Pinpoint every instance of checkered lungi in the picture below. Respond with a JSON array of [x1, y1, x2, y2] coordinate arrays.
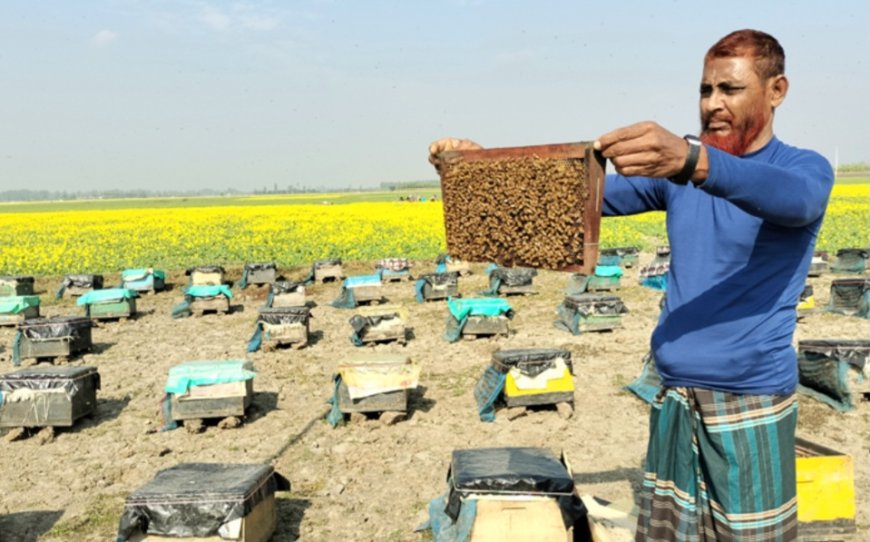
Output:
[[636, 387, 798, 542]]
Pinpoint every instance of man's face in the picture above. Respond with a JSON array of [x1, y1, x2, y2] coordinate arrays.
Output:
[[699, 56, 771, 156]]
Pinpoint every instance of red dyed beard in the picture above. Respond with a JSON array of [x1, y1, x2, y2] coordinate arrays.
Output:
[[700, 104, 767, 156]]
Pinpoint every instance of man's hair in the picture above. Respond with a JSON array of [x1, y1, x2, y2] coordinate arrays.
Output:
[[705, 29, 785, 80]]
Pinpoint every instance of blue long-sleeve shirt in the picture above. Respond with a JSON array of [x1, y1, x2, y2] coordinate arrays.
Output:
[[603, 137, 833, 395]]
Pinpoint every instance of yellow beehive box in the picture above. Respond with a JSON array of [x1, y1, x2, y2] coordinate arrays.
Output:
[[795, 437, 855, 538]]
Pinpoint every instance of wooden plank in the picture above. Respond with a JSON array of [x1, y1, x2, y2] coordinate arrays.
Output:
[[463, 316, 510, 336], [338, 382, 407, 413], [171, 380, 253, 420]]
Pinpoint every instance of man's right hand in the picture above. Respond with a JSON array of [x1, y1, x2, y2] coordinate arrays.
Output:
[[428, 137, 482, 171]]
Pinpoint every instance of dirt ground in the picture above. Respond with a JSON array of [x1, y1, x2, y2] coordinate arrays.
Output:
[[0, 256, 867, 541]]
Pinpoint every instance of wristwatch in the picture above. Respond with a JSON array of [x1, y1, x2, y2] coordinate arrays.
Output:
[[668, 135, 702, 185]]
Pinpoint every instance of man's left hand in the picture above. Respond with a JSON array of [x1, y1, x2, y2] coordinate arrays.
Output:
[[594, 121, 691, 179]]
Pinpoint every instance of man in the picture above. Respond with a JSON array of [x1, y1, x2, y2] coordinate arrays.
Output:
[[428, 29, 833, 541]]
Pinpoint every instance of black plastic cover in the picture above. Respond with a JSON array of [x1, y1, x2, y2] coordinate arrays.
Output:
[[19, 316, 91, 339], [831, 278, 870, 288], [314, 258, 342, 268], [245, 262, 277, 271], [258, 306, 309, 324], [117, 463, 290, 540], [836, 248, 869, 258], [271, 280, 301, 294], [491, 348, 573, 376], [0, 275, 34, 284], [185, 265, 226, 275], [491, 267, 537, 287], [800, 284, 814, 299], [349, 313, 400, 335], [798, 340, 870, 370], [0, 365, 100, 397], [449, 447, 574, 495], [419, 272, 459, 286], [563, 294, 629, 316], [600, 246, 639, 256], [436, 253, 449, 265], [62, 274, 104, 289]]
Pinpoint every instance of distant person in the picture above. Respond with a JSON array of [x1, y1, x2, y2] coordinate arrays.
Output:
[[429, 29, 833, 541]]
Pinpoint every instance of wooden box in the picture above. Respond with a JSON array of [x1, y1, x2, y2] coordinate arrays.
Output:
[[796, 437, 855, 540], [189, 268, 225, 286], [438, 142, 606, 273], [419, 272, 460, 301], [189, 296, 230, 316], [470, 497, 573, 542], [17, 317, 92, 361], [0, 297, 40, 327], [259, 307, 310, 351], [60, 274, 104, 297], [352, 305, 408, 346], [245, 263, 277, 286], [349, 284, 382, 304], [86, 298, 137, 321], [463, 315, 510, 338], [808, 251, 829, 278], [446, 259, 472, 276], [586, 275, 621, 292], [0, 366, 99, 428], [170, 379, 253, 421], [0, 276, 34, 297], [271, 290, 306, 308], [119, 464, 287, 542], [557, 294, 626, 334], [338, 381, 407, 413], [123, 272, 165, 294], [314, 263, 343, 283]]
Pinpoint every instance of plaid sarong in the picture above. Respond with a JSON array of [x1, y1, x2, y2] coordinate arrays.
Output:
[[637, 387, 798, 542]]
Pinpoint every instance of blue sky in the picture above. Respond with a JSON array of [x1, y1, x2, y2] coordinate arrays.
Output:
[[1, 0, 867, 191]]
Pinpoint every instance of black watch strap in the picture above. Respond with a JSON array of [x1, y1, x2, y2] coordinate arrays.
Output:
[[669, 135, 702, 185]]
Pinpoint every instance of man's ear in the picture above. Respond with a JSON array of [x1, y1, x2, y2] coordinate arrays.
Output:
[[769, 74, 788, 109]]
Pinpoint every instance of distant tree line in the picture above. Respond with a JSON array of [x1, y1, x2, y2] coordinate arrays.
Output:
[[837, 162, 869, 173], [380, 180, 440, 191]]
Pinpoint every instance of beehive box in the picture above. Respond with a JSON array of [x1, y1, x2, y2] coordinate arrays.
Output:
[[350, 305, 409, 346], [808, 251, 829, 278], [189, 295, 230, 316], [117, 463, 289, 542], [0, 276, 34, 297], [446, 448, 585, 542], [16, 316, 92, 363], [830, 248, 868, 274], [185, 265, 225, 286], [78, 288, 138, 321], [599, 246, 640, 268], [0, 365, 100, 428], [258, 307, 309, 351], [269, 281, 306, 308], [59, 274, 104, 297], [345, 275, 383, 305], [797, 339, 870, 410], [796, 437, 855, 540], [797, 284, 815, 315], [122, 269, 166, 294], [313, 259, 343, 283], [376, 258, 413, 282], [488, 267, 537, 296], [555, 294, 628, 335], [336, 353, 418, 415], [244, 262, 277, 286], [167, 361, 255, 422], [828, 278, 869, 315], [493, 349, 575, 409], [418, 272, 460, 301], [438, 142, 606, 273], [463, 315, 511, 338], [0, 296, 40, 326]]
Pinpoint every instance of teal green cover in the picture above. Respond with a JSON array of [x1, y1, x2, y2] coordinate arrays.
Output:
[[448, 298, 512, 320], [165, 360, 255, 394], [122, 268, 166, 281], [0, 295, 40, 314], [185, 284, 233, 299], [76, 288, 136, 306], [594, 265, 624, 278]]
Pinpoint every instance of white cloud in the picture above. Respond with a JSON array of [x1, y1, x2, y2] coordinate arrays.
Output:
[[200, 6, 231, 31], [242, 15, 280, 31], [91, 30, 119, 46]]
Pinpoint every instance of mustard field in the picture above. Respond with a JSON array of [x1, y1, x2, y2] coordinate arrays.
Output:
[[0, 184, 866, 276]]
